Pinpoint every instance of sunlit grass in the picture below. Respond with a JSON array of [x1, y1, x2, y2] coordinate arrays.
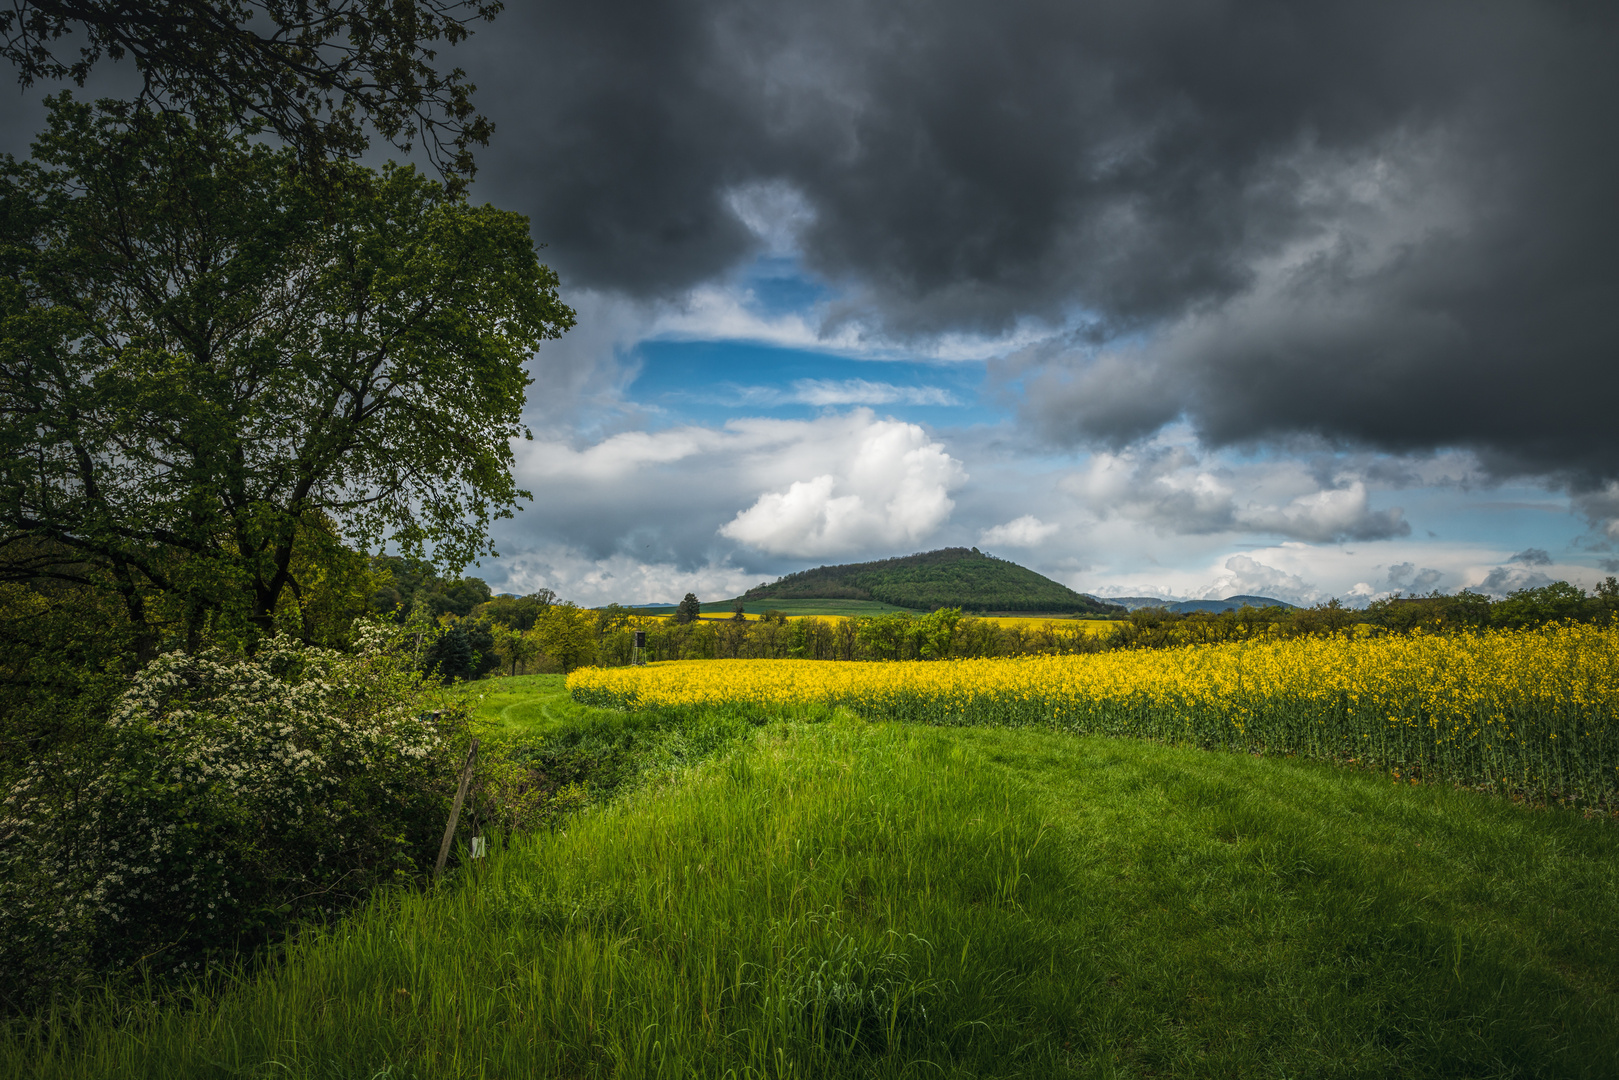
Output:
[[451, 673, 621, 739], [7, 709, 1616, 1078]]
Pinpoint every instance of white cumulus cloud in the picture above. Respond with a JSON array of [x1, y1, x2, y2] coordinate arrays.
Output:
[[496, 545, 759, 608], [980, 515, 1060, 547], [721, 418, 966, 557], [1204, 555, 1325, 605], [1060, 443, 1409, 543]]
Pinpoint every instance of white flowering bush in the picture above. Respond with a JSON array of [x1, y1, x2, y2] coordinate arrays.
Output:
[[0, 624, 464, 1008]]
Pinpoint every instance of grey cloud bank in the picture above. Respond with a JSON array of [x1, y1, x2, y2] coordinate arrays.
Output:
[[461, 0, 1619, 486], [8, 2, 1610, 606]]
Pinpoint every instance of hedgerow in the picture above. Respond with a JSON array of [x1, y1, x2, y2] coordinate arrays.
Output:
[[0, 625, 464, 1011]]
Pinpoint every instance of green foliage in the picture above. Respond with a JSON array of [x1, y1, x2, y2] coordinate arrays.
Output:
[[366, 557, 502, 680], [0, 98, 572, 660], [855, 611, 911, 659], [368, 556, 494, 621], [688, 597, 920, 618], [743, 547, 1124, 614], [421, 618, 498, 682], [475, 588, 556, 632], [675, 592, 702, 625], [595, 610, 1101, 664], [551, 576, 1619, 671], [529, 602, 598, 674], [0, 624, 467, 1012], [489, 625, 543, 678], [1083, 582, 1619, 651], [1365, 579, 1619, 634], [426, 621, 476, 680], [0, 581, 138, 788], [1485, 580, 1591, 627], [0, 0, 503, 182], [270, 519, 382, 650], [1106, 602, 1293, 649], [1365, 590, 1495, 633]]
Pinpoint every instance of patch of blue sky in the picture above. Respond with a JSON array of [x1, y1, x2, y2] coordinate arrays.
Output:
[[625, 339, 1003, 428], [1392, 482, 1579, 555], [731, 255, 834, 316]]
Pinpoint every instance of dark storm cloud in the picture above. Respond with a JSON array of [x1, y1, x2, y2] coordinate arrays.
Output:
[[457, 0, 1619, 484], [475, 0, 1478, 321], [6, 4, 1613, 487]]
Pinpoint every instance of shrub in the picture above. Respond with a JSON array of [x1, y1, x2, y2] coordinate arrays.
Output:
[[0, 624, 465, 1011]]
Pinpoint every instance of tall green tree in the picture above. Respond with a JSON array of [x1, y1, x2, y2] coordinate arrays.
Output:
[[476, 588, 554, 632], [0, 98, 573, 659], [530, 601, 595, 674], [367, 555, 492, 621], [490, 623, 539, 675]]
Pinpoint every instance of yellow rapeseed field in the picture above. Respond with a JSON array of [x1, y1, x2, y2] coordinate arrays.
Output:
[[570, 624, 1619, 807]]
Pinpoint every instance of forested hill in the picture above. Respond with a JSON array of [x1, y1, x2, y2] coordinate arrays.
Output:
[[741, 548, 1124, 614]]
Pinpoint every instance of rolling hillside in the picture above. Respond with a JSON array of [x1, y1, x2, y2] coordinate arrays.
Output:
[[742, 547, 1123, 614]]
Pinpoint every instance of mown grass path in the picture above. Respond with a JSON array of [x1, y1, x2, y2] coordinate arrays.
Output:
[[458, 674, 617, 739], [970, 728, 1619, 1073], [8, 704, 1616, 1078]]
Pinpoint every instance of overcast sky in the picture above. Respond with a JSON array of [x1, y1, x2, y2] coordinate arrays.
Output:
[[9, 0, 1619, 606]]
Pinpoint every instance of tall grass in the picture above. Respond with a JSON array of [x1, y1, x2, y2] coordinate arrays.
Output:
[[4, 715, 1060, 1077], [5, 711, 1617, 1077]]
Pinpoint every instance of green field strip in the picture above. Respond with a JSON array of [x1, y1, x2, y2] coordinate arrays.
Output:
[[10, 712, 1615, 1078]]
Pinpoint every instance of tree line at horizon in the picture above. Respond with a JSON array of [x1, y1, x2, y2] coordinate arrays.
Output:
[[461, 575, 1619, 673]]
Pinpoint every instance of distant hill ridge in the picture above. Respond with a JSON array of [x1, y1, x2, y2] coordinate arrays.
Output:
[[1090, 594, 1298, 614], [743, 548, 1123, 615]]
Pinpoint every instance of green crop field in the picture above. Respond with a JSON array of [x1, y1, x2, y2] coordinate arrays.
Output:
[[10, 675, 1617, 1079]]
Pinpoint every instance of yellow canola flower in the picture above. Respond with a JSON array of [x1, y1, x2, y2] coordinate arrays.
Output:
[[569, 623, 1619, 806]]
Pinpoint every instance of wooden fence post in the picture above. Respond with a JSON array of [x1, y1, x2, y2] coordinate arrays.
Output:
[[434, 738, 480, 882]]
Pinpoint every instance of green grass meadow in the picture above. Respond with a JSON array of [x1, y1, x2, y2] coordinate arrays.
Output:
[[6, 680, 1617, 1078], [457, 674, 624, 739]]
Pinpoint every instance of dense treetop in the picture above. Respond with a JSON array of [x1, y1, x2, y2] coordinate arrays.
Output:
[[0, 0, 501, 181], [742, 548, 1124, 615], [0, 100, 573, 659]]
